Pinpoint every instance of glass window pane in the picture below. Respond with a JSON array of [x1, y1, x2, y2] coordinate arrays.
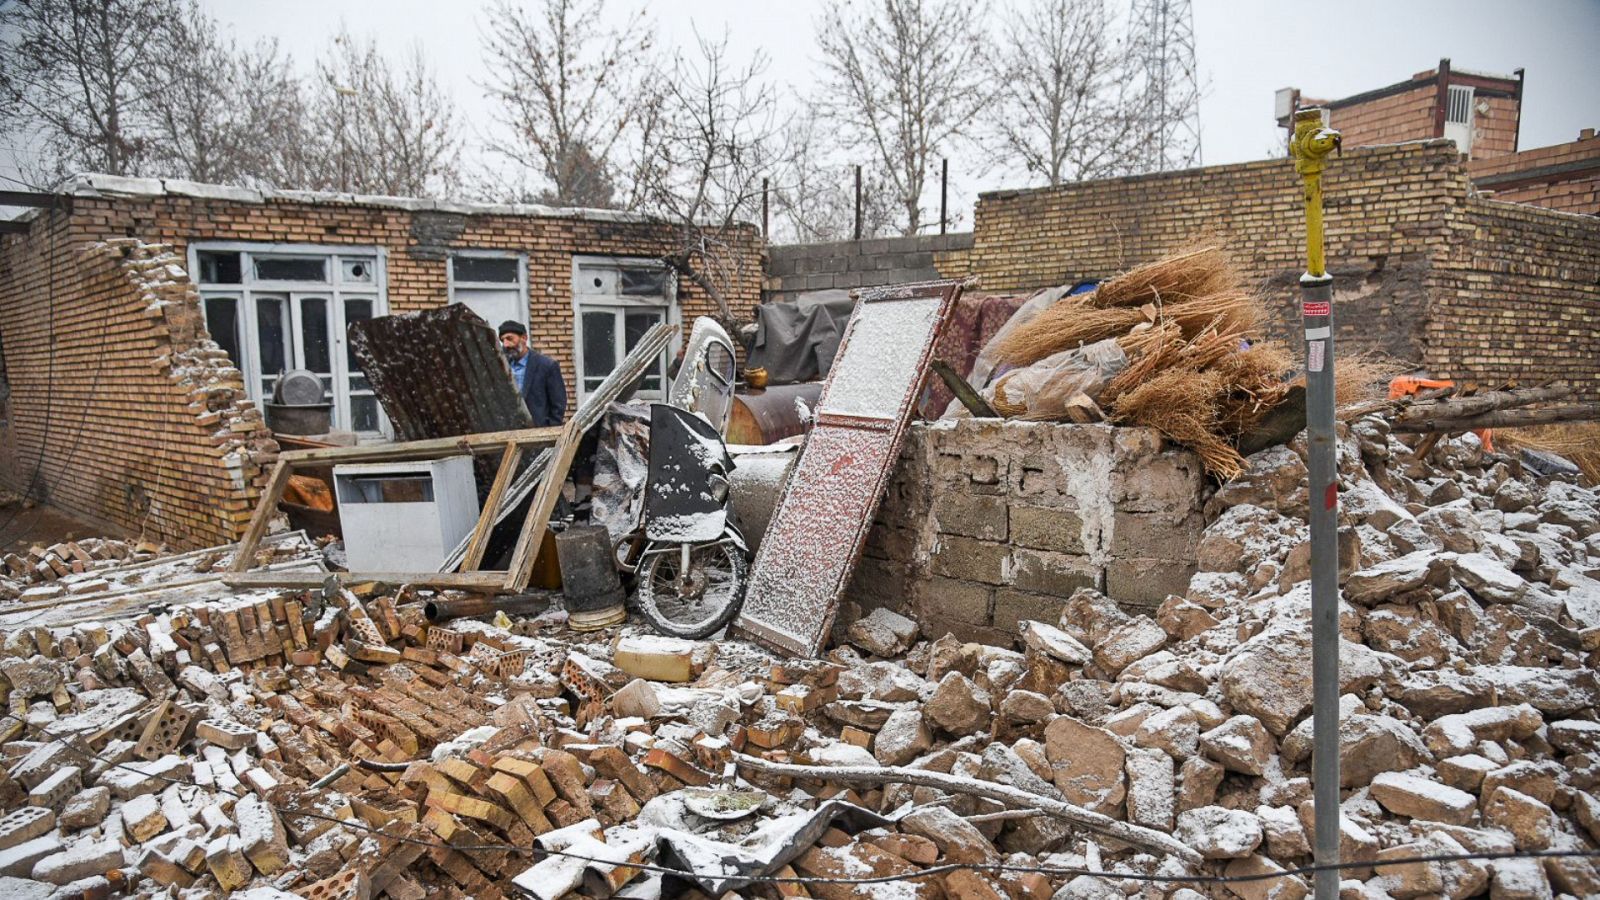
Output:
[[340, 257, 376, 283], [203, 297, 241, 367], [198, 251, 241, 284], [452, 256, 520, 284], [620, 267, 669, 297], [300, 297, 330, 373], [351, 395, 379, 433], [582, 311, 616, 379], [344, 298, 373, 371], [257, 298, 288, 378], [255, 256, 327, 281], [707, 342, 735, 385], [625, 310, 665, 392]]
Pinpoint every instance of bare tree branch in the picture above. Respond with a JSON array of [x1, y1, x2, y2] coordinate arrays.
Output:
[[814, 0, 989, 236], [477, 0, 658, 207]]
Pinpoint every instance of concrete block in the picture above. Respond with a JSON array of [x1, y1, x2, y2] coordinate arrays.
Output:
[[0, 807, 54, 851], [1010, 505, 1086, 553], [993, 590, 1071, 635], [1106, 558, 1196, 612], [932, 492, 1008, 541], [32, 839, 123, 885], [1109, 509, 1204, 559], [914, 577, 992, 627], [930, 536, 1009, 586], [0, 834, 63, 877], [1008, 549, 1100, 597]]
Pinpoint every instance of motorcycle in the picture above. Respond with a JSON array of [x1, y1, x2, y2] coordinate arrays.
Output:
[[628, 402, 750, 638]]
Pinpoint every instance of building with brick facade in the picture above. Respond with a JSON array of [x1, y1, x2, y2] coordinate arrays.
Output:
[[942, 140, 1599, 400], [1277, 59, 1598, 215], [0, 174, 762, 548]]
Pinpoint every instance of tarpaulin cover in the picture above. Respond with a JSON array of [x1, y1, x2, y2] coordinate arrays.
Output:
[[745, 290, 855, 385]]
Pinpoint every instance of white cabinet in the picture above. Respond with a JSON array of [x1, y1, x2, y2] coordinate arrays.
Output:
[[333, 457, 480, 572]]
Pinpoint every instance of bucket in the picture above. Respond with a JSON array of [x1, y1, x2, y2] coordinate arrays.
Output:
[[265, 403, 333, 436], [555, 525, 626, 631]]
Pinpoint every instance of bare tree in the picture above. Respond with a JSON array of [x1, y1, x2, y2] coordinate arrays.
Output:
[[771, 113, 897, 243], [983, 0, 1148, 186], [814, 0, 989, 236], [635, 33, 777, 323], [478, 0, 659, 208], [311, 30, 463, 197], [0, 0, 178, 180], [142, 3, 306, 186]]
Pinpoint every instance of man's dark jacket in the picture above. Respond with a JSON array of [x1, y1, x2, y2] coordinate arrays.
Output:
[[520, 352, 568, 426]]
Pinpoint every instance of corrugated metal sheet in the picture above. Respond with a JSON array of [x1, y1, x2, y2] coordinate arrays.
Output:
[[348, 304, 534, 442]]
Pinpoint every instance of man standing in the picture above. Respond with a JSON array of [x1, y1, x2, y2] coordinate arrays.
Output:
[[499, 321, 568, 426]]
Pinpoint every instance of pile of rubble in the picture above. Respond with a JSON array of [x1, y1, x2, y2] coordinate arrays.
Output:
[[0, 541, 156, 602], [0, 412, 1594, 898]]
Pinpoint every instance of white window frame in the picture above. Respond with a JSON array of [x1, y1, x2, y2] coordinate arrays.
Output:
[[189, 242, 390, 437], [446, 250, 528, 328], [571, 255, 679, 404]]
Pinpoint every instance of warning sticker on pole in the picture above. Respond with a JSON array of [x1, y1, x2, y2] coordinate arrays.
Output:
[[1308, 339, 1326, 372], [1303, 301, 1331, 316]]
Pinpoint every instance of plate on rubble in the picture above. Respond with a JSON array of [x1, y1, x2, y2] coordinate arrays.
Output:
[[681, 787, 766, 820]]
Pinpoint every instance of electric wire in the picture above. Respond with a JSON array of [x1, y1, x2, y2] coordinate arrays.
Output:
[[4, 712, 1597, 891]]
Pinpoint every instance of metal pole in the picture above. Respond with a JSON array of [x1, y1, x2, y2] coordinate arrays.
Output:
[[1289, 107, 1342, 900], [761, 177, 769, 239], [940, 159, 948, 235], [854, 166, 863, 241]]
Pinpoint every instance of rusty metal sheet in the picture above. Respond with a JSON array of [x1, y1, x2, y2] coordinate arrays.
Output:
[[348, 304, 533, 442], [732, 279, 962, 656]]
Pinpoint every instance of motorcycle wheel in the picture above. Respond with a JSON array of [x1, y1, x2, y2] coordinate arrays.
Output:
[[636, 542, 748, 639]]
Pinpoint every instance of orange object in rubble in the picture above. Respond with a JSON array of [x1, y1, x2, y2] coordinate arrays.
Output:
[[1387, 376, 1494, 451], [282, 475, 335, 512]]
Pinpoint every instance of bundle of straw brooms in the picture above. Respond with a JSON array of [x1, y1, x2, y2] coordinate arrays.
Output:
[[988, 245, 1298, 479]]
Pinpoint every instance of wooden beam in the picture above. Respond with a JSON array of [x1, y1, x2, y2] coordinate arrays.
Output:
[[460, 442, 523, 571], [229, 460, 292, 573], [0, 221, 30, 235], [277, 426, 561, 465], [1392, 403, 1600, 433], [223, 570, 512, 591]]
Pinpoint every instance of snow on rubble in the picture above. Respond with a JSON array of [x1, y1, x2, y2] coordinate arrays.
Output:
[[0, 414, 1593, 898]]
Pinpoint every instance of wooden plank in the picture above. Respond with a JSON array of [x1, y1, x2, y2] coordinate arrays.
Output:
[[504, 420, 583, 592], [0, 191, 58, 208], [278, 426, 561, 465], [222, 570, 511, 591], [461, 443, 523, 572], [229, 460, 292, 573]]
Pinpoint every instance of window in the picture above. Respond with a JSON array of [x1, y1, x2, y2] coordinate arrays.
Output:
[[191, 244, 387, 435], [1443, 84, 1475, 155], [447, 252, 526, 330], [572, 258, 675, 401]]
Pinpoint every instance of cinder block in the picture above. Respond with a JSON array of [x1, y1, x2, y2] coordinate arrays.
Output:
[[929, 536, 1009, 586], [0, 806, 54, 851]]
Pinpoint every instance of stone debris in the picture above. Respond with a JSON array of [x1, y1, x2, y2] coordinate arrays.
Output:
[[0, 423, 1589, 898]]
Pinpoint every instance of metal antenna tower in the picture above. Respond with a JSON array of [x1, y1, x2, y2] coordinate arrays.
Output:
[[1129, 0, 1202, 172]]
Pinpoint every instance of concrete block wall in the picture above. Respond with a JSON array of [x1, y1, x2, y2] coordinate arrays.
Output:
[[848, 420, 1206, 645], [765, 232, 973, 303]]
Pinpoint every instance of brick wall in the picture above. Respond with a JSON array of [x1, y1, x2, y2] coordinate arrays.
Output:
[[960, 141, 1468, 364], [957, 140, 1599, 400], [0, 227, 276, 547], [766, 232, 973, 303], [1427, 197, 1600, 397], [1466, 131, 1600, 215], [847, 420, 1206, 644], [0, 184, 763, 547], [1330, 84, 1440, 149]]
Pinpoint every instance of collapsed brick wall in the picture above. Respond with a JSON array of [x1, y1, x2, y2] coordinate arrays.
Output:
[[765, 232, 973, 303], [1427, 197, 1600, 397], [959, 141, 1467, 365], [0, 225, 276, 547], [848, 420, 1206, 644]]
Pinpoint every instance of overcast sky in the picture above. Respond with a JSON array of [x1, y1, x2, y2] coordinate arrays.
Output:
[[6, 0, 1599, 224]]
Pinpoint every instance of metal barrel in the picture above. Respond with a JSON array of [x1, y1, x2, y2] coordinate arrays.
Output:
[[554, 525, 627, 630]]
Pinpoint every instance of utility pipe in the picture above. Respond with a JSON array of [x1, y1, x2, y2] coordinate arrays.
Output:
[[1290, 106, 1342, 900]]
